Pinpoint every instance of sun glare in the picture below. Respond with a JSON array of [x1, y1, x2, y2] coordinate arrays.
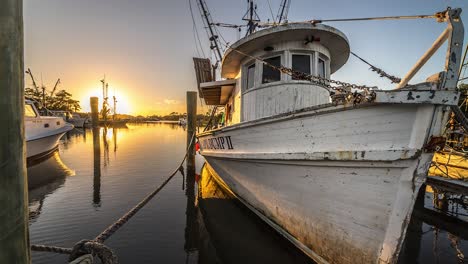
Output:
[[81, 86, 131, 115]]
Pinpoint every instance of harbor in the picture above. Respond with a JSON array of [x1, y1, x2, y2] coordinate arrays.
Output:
[[1, 0, 468, 263], [24, 124, 468, 263]]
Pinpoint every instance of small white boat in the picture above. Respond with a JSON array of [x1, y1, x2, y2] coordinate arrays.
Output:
[[194, 7, 464, 264], [50, 110, 87, 128], [179, 117, 187, 126], [25, 100, 74, 160]]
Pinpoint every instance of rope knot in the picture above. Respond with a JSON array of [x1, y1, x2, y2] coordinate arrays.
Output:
[[69, 239, 118, 264]]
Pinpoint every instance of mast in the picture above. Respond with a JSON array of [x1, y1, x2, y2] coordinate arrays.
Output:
[[276, 0, 291, 24], [50, 78, 60, 97], [100, 76, 109, 122], [242, 0, 260, 36], [113, 95, 117, 120], [197, 0, 223, 63]]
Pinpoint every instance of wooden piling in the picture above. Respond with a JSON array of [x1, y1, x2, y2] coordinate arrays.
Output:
[[90, 97, 99, 127], [0, 0, 31, 262], [186, 92, 197, 168]]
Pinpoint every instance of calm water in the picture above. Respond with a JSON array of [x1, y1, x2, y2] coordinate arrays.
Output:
[[27, 123, 467, 263]]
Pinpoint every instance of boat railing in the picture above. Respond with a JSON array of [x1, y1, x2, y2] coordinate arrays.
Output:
[[395, 8, 463, 90]]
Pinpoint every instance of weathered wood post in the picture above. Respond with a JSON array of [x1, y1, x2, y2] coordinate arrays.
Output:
[[90, 97, 99, 127], [186, 91, 197, 168], [185, 91, 198, 255], [0, 0, 31, 262]]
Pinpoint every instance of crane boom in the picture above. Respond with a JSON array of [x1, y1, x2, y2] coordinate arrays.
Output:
[[197, 0, 223, 63], [276, 0, 291, 24], [51, 78, 60, 96], [25, 68, 39, 92]]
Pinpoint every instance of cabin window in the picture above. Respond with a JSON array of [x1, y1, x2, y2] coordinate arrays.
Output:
[[262, 56, 281, 84], [246, 64, 255, 89], [318, 58, 326, 78], [292, 54, 311, 80], [25, 104, 37, 117]]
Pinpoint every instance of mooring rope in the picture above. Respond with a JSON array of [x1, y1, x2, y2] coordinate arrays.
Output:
[[31, 134, 196, 263]]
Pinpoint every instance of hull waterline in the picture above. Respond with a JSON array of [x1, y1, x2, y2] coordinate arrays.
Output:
[[26, 126, 72, 162], [198, 102, 448, 264]]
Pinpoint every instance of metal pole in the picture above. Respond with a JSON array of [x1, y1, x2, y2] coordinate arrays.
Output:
[[90, 97, 99, 127], [0, 0, 30, 262], [186, 92, 197, 168], [396, 27, 450, 89]]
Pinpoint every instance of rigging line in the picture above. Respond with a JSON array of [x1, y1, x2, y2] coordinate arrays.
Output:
[[257, 10, 446, 28], [211, 22, 247, 28], [214, 24, 229, 49], [189, 0, 206, 57], [266, 0, 276, 24], [350, 52, 401, 84], [192, 24, 202, 57]]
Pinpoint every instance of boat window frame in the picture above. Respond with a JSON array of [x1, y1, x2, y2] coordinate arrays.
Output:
[[25, 103, 38, 118], [316, 52, 329, 79], [261, 53, 283, 84], [290, 52, 314, 81], [245, 62, 256, 90]]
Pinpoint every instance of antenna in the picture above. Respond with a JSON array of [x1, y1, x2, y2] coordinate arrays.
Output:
[[242, 0, 260, 36], [276, 0, 291, 24]]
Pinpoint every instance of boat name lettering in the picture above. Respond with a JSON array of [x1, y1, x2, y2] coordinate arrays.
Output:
[[201, 136, 234, 150]]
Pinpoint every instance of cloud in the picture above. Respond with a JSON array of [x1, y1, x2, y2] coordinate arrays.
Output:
[[164, 99, 179, 105]]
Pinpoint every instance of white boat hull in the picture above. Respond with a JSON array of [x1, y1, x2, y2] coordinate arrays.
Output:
[[25, 110, 74, 160], [26, 131, 68, 159], [68, 118, 87, 128], [198, 101, 450, 264]]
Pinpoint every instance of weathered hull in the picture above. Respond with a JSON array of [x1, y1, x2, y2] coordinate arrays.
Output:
[[198, 102, 447, 264]]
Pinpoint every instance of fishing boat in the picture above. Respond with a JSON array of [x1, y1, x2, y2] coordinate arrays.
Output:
[[193, 4, 464, 264], [97, 78, 129, 127], [50, 110, 88, 128], [179, 116, 187, 126], [25, 100, 74, 162]]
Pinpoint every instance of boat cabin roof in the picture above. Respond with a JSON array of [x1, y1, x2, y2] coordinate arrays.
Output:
[[221, 23, 350, 79], [200, 79, 236, 105]]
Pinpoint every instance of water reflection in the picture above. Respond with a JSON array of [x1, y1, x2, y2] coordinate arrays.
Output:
[[93, 127, 101, 207], [28, 151, 74, 222], [399, 184, 468, 263], [27, 124, 466, 263], [184, 155, 199, 262], [183, 163, 314, 264]]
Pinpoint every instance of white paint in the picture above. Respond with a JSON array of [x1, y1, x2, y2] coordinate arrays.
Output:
[[198, 101, 448, 264], [25, 101, 73, 158]]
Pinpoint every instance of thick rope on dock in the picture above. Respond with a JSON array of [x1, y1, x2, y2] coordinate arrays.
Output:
[[30, 134, 196, 263]]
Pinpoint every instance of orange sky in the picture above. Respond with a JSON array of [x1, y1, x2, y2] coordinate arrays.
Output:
[[23, 0, 468, 115], [23, 0, 208, 116]]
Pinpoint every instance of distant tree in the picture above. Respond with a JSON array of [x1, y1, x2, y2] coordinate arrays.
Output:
[[24, 87, 42, 102], [46, 90, 81, 112]]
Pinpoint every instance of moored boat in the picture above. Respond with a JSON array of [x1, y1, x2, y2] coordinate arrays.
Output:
[[25, 100, 74, 162], [50, 110, 88, 128], [193, 6, 464, 264]]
